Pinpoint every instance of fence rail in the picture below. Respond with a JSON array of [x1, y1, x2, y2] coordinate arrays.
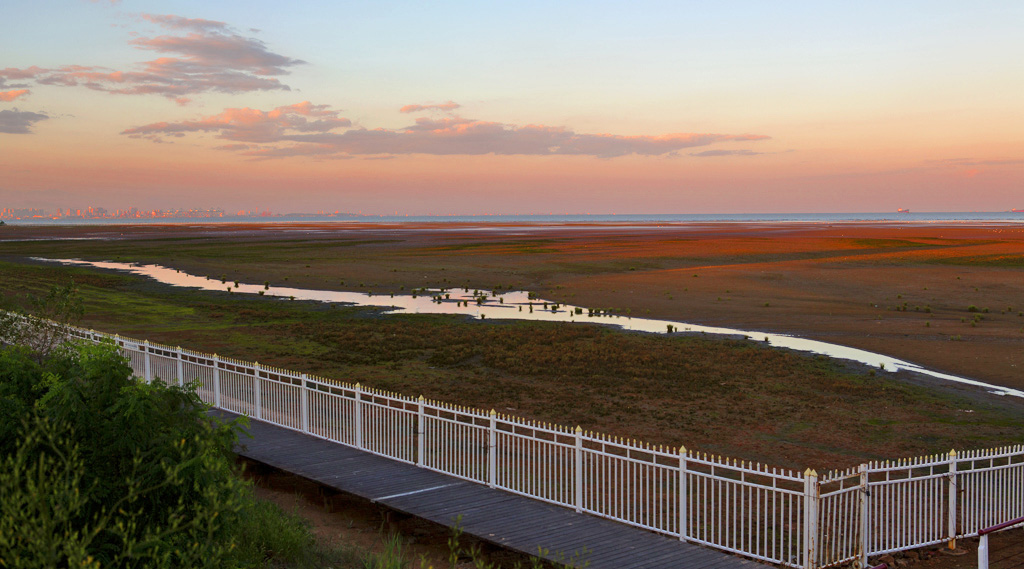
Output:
[[41, 323, 1024, 568]]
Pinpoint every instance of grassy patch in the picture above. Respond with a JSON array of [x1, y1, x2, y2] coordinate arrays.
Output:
[[2, 248, 1023, 471]]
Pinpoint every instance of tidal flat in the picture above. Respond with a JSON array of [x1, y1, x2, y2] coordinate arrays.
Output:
[[1, 221, 1023, 469]]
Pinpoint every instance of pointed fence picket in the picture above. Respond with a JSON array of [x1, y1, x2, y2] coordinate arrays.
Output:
[[42, 321, 1024, 568]]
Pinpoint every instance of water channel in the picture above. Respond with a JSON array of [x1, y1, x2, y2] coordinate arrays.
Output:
[[41, 258, 1023, 399]]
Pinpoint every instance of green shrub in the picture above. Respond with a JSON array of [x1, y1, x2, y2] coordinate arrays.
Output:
[[0, 342, 249, 568]]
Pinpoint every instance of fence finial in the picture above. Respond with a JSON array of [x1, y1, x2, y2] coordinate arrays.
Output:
[[680, 445, 687, 454], [418, 395, 425, 402], [948, 448, 957, 456], [490, 409, 496, 416], [575, 425, 582, 433]]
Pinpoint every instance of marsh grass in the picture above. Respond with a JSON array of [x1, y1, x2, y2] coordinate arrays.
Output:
[[1, 254, 1023, 470]]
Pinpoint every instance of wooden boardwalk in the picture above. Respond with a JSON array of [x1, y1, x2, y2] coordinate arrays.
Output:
[[214, 410, 761, 569]]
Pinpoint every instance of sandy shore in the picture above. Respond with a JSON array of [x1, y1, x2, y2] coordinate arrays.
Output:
[[4, 220, 1023, 390]]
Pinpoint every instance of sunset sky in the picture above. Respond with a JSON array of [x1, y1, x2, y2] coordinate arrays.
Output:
[[2, 1, 1022, 215]]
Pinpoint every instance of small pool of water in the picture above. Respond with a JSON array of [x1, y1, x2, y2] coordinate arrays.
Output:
[[40, 257, 1023, 399]]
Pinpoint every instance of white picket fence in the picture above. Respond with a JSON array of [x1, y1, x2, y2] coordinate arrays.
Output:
[[62, 326, 1024, 568]]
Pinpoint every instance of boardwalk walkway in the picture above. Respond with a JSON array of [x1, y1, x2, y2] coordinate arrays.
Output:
[[215, 410, 760, 569]]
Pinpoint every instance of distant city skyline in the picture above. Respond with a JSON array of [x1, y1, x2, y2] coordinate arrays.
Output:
[[2, 1, 1022, 214], [0, 205, 365, 221]]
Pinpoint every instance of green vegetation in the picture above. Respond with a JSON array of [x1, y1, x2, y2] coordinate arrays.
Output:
[[0, 338, 251, 567], [3, 260, 1023, 470]]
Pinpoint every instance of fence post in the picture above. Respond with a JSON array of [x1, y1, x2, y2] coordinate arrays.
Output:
[[253, 362, 262, 420], [175, 346, 184, 387], [947, 449, 958, 549], [679, 445, 688, 542], [488, 410, 497, 488], [978, 533, 990, 569], [212, 354, 221, 409], [354, 383, 363, 450], [300, 373, 309, 434], [143, 340, 152, 383], [574, 426, 583, 513], [859, 463, 870, 568], [416, 396, 425, 467], [804, 468, 819, 569]]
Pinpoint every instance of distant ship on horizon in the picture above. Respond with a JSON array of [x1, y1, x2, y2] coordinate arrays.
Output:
[[1012, 208, 1024, 213], [897, 208, 910, 213]]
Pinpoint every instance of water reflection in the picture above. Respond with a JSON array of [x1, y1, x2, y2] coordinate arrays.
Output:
[[40, 257, 1023, 398]]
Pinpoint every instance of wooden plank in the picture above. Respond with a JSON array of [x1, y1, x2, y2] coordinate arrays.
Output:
[[212, 411, 761, 569], [388, 487, 517, 514]]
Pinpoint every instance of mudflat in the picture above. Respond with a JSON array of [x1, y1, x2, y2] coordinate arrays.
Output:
[[5, 220, 1022, 388]]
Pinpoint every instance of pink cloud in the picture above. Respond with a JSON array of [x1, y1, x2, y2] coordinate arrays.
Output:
[[13, 14, 302, 99], [121, 101, 351, 143], [123, 102, 771, 159], [0, 89, 30, 102], [0, 66, 46, 89], [400, 101, 461, 114]]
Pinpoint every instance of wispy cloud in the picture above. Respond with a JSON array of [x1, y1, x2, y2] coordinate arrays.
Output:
[[139, 14, 229, 32], [121, 101, 350, 143], [0, 108, 49, 134], [9, 14, 303, 99], [122, 101, 771, 159], [690, 149, 767, 157], [0, 89, 31, 102], [400, 101, 461, 114], [0, 66, 45, 89]]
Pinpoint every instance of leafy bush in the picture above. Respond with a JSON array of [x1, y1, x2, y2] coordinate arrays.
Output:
[[0, 341, 249, 568]]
